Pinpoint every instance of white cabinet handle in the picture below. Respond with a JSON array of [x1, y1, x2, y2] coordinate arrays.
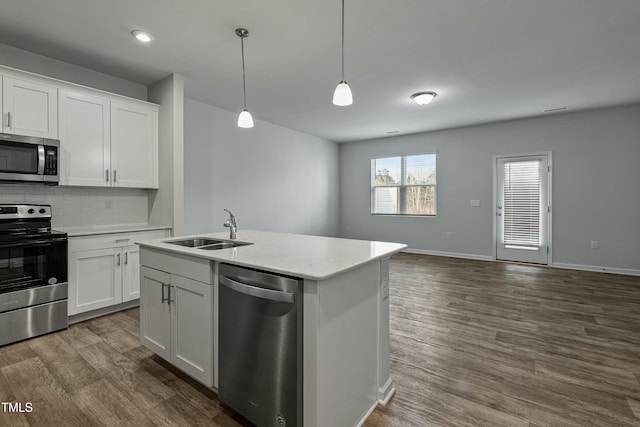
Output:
[[116, 253, 121, 266], [124, 252, 128, 265], [106, 169, 110, 182], [6, 112, 11, 128], [114, 238, 131, 243], [113, 170, 117, 183]]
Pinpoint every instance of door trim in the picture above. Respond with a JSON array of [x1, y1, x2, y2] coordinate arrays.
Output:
[[492, 151, 553, 265]]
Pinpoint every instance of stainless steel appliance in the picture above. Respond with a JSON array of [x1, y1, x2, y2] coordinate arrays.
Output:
[[0, 204, 68, 346], [0, 133, 59, 184], [219, 264, 302, 427]]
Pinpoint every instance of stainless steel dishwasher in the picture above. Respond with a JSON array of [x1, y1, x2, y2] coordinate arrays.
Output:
[[218, 264, 302, 427]]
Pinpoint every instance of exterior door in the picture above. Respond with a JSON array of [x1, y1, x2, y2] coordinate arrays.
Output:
[[495, 154, 551, 264]]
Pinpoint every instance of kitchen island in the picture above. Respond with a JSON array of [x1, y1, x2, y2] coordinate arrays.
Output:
[[137, 230, 406, 427]]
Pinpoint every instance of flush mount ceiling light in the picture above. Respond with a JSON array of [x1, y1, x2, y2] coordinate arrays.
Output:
[[235, 28, 254, 128], [411, 92, 437, 106], [131, 30, 154, 43], [332, 0, 353, 106]]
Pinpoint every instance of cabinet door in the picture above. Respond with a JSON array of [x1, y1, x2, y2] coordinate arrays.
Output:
[[140, 266, 171, 361], [171, 274, 213, 387], [58, 90, 110, 186], [68, 248, 122, 315], [122, 245, 141, 302], [110, 102, 156, 188], [2, 76, 57, 138]]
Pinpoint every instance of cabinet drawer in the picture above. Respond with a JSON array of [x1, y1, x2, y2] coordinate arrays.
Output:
[[140, 248, 212, 284], [69, 229, 169, 252]]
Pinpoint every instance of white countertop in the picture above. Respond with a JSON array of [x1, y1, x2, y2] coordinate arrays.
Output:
[[136, 230, 407, 280], [62, 223, 172, 237]]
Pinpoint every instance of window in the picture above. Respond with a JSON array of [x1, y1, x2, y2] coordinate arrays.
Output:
[[371, 153, 436, 215]]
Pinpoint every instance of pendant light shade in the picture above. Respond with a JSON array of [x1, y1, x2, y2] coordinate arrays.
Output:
[[236, 28, 254, 128], [333, 0, 353, 106], [237, 109, 254, 128], [333, 81, 353, 106]]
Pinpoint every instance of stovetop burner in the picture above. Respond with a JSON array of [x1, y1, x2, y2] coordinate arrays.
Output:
[[0, 204, 67, 243]]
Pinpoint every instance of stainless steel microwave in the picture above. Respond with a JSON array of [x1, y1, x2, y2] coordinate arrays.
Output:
[[0, 133, 59, 185]]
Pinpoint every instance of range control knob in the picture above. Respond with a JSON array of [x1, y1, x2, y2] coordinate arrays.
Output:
[[39, 208, 46, 214], [28, 208, 35, 214]]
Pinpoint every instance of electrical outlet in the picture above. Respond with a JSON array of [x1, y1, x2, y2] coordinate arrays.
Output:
[[446, 232, 452, 240], [590, 240, 598, 249], [381, 276, 389, 300], [105, 199, 112, 210]]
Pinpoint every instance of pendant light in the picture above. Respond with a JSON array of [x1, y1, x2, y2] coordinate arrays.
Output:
[[236, 28, 254, 128], [333, 0, 353, 106]]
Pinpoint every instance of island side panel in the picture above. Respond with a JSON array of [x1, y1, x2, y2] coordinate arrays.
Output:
[[303, 261, 380, 427]]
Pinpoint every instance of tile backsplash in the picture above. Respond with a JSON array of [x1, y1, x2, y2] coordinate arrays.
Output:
[[0, 184, 149, 229]]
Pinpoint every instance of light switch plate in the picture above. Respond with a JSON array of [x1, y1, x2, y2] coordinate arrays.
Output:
[[470, 199, 481, 207]]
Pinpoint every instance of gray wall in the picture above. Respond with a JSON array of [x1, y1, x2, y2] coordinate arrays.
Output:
[[339, 104, 640, 272], [184, 99, 340, 237], [0, 43, 147, 100]]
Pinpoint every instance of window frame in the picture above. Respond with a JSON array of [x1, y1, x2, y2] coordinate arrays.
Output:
[[370, 152, 437, 217]]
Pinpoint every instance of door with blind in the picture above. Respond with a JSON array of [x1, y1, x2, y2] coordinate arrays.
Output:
[[495, 154, 550, 264]]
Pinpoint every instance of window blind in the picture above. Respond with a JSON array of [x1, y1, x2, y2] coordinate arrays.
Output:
[[503, 160, 541, 249]]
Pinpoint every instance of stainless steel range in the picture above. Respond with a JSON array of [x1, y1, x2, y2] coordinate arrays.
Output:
[[0, 204, 68, 346]]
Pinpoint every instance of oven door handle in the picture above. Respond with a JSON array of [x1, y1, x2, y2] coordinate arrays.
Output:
[[0, 238, 67, 249]]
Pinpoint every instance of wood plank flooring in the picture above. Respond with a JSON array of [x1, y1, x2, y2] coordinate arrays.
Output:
[[1, 253, 639, 426], [365, 254, 640, 427]]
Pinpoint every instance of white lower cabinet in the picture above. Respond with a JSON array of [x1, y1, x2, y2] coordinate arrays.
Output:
[[69, 247, 122, 314], [68, 229, 169, 316], [140, 265, 213, 387]]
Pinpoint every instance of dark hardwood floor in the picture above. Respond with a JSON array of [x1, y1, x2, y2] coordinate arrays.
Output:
[[1, 253, 639, 426]]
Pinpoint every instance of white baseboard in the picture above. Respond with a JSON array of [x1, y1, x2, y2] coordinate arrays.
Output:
[[402, 248, 493, 262], [355, 400, 379, 427], [552, 262, 640, 277], [378, 377, 395, 406], [401, 249, 640, 277]]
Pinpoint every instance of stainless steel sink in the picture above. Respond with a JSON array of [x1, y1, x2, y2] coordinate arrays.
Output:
[[165, 237, 253, 250], [199, 241, 253, 250], [165, 238, 222, 247]]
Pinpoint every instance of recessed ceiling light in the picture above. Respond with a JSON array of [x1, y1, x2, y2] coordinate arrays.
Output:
[[411, 91, 437, 106], [131, 30, 154, 43]]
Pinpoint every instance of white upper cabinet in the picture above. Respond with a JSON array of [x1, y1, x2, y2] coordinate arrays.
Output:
[[110, 101, 157, 188], [1, 66, 158, 189], [58, 90, 110, 186], [2, 76, 58, 138], [57, 89, 158, 189]]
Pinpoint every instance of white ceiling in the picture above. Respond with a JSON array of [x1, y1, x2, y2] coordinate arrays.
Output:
[[1, 0, 640, 142]]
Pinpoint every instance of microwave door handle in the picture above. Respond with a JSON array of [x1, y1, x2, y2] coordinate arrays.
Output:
[[37, 145, 45, 175]]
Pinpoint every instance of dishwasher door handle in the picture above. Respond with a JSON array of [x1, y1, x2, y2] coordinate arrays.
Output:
[[220, 276, 294, 303]]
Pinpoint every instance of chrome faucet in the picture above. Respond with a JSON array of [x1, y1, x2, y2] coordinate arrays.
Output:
[[223, 209, 237, 240]]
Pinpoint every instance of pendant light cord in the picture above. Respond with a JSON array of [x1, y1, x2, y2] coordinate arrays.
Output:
[[341, 0, 345, 81], [241, 35, 247, 109]]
